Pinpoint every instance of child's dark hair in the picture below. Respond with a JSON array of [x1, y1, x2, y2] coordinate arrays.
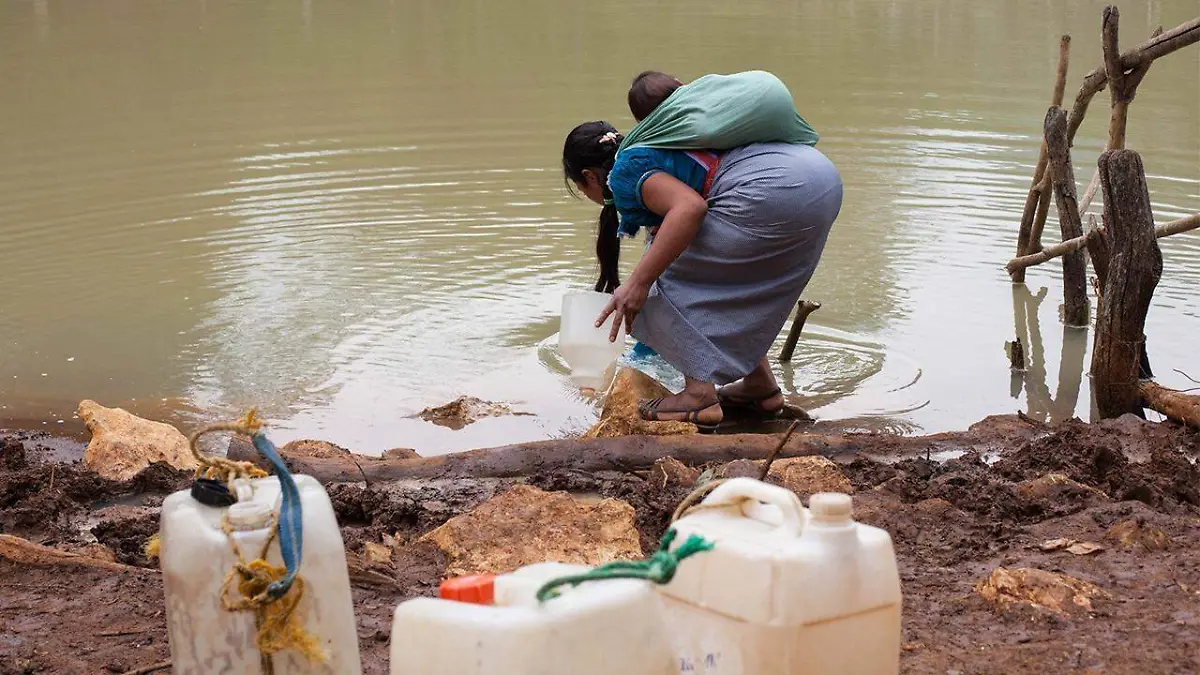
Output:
[[559, 120, 624, 291], [628, 71, 681, 122], [562, 121, 624, 293]]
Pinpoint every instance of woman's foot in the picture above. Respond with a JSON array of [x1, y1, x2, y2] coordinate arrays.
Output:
[[638, 389, 723, 428], [718, 380, 785, 415]]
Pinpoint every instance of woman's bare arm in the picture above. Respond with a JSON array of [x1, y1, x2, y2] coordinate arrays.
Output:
[[596, 172, 707, 340]]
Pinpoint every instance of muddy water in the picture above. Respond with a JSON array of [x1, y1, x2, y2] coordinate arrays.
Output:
[[1, 0, 1197, 454]]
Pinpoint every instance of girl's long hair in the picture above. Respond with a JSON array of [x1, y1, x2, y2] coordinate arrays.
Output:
[[562, 121, 622, 293]]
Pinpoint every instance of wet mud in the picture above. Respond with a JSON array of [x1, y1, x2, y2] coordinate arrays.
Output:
[[2, 416, 1199, 674]]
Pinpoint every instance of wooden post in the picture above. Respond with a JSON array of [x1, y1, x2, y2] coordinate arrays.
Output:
[[1091, 150, 1162, 419], [779, 300, 821, 363], [1043, 107, 1089, 327], [1013, 35, 1073, 281]]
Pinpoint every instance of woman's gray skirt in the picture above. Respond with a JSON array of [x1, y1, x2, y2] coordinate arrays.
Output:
[[632, 142, 843, 384]]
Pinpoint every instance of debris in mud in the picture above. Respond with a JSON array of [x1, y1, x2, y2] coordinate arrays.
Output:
[[416, 396, 533, 430], [78, 399, 197, 480], [419, 484, 642, 576], [1038, 538, 1104, 555], [976, 566, 1111, 614]]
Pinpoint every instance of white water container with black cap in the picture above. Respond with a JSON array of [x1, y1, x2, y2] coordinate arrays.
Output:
[[660, 478, 902, 674], [159, 474, 362, 674]]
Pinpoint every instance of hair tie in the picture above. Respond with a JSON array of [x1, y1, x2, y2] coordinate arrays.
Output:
[[603, 197, 614, 206], [598, 131, 620, 146]]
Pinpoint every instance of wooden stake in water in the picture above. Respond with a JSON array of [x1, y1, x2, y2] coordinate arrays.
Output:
[[779, 300, 821, 363]]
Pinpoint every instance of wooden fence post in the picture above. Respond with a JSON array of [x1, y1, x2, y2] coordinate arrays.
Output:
[[1043, 107, 1089, 327], [1090, 150, 1162, 418]]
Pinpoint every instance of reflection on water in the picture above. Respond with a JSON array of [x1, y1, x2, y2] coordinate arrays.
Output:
[[1011, 285, 1089, 424], [0, 0, 1196, 454]]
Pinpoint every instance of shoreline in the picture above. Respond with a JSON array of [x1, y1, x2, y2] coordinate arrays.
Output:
[[2, 414, 1199, 672]]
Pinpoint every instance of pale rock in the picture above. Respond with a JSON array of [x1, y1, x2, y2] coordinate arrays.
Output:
[[586, 368, 696, 438], [280, 439, 353, 459], [976, 566, 1110, 614], [363, 541, 393, 566], [767, 456, 853, 497], [420, 485, 642, 577], [1015, 473, 1108, 502], [1105, 518, 1171, 551], [649, 457, 701, 489], [78, 400, 196, 481]]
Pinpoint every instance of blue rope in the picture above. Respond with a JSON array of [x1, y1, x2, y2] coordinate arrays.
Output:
[[249, 430, 304, 600]]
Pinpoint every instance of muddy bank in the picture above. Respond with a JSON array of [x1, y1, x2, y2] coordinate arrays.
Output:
[[2, 415, 1199, 674]]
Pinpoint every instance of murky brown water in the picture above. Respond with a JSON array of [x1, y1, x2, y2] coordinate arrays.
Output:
[[1, 0, 1197, 454]]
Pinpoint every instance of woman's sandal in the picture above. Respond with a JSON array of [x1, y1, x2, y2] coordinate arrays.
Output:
[[717, 387, 785, 417], [638, 398, 723, 433]]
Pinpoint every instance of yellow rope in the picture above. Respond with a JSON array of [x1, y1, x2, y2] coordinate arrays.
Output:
[[219, 516, 326, 666], [188, 410, 270, 485]]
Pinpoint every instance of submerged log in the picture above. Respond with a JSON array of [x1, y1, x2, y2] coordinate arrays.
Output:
[[228, 418, 1044, 483], [1141, 382, 1200, 428], [1043, 107, 1089, 327], [1091, 150, 1162, 419]]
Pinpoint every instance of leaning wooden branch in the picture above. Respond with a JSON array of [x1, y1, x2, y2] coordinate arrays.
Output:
[[1043, 107, 1089, 326], [1141, 382, 1200, 427], [1005, 213, 1199, 274], [1013, 35, 1073, 281], [779, 300, 822, 362]]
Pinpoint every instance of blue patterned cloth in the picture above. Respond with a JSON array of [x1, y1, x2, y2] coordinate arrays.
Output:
[[607, 146, 709, 238]]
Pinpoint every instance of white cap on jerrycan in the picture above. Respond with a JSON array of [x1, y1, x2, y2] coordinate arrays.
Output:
[[559, 290, 627, 392]]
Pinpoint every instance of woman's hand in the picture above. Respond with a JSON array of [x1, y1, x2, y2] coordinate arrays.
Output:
[[596, 279, 651, 342]]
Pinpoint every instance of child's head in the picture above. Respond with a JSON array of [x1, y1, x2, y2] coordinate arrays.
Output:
[[628, 71, 682, 122]]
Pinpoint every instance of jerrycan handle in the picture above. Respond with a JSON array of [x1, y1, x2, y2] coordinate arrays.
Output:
[[700, 478, 806, 538]]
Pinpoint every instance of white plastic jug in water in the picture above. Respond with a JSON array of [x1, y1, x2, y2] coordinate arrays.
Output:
[[390, 562, 676, 675], [160, 475, 362, 674], [660, 478, 902, 674], [559, 290, 628, 391]]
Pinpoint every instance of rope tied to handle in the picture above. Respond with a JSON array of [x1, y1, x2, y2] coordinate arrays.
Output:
[[188, 410, 322, 669], [188, 410, 270, 485], [535, 528, 714, 603]]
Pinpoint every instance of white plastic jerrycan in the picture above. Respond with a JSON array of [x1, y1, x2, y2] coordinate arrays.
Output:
[[390, 561, 677, 675], [559, 290, 628, 391], [160, 475, 363, 675], [660, 478, 902, 675]]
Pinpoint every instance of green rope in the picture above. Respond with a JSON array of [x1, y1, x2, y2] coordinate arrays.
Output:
[[535, 528, 714, 603]]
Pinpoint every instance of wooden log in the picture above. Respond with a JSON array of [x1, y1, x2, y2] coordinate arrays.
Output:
[[779, 300, 821, 362], [0, 535, 153, 575], [1025, 36, 1075, 255], [228, 421, 1044, 484], [1091, 150, 1162, 419], [1013, 35, 1074, 280], [1043, 107, 1089, 326], [1066, 16, 1200, 147], [1005, 212, 1198, 274], [1141, 382, 1200, 427]]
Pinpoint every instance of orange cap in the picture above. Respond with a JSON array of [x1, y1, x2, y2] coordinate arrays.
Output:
[[439, 574, 496, 605]]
